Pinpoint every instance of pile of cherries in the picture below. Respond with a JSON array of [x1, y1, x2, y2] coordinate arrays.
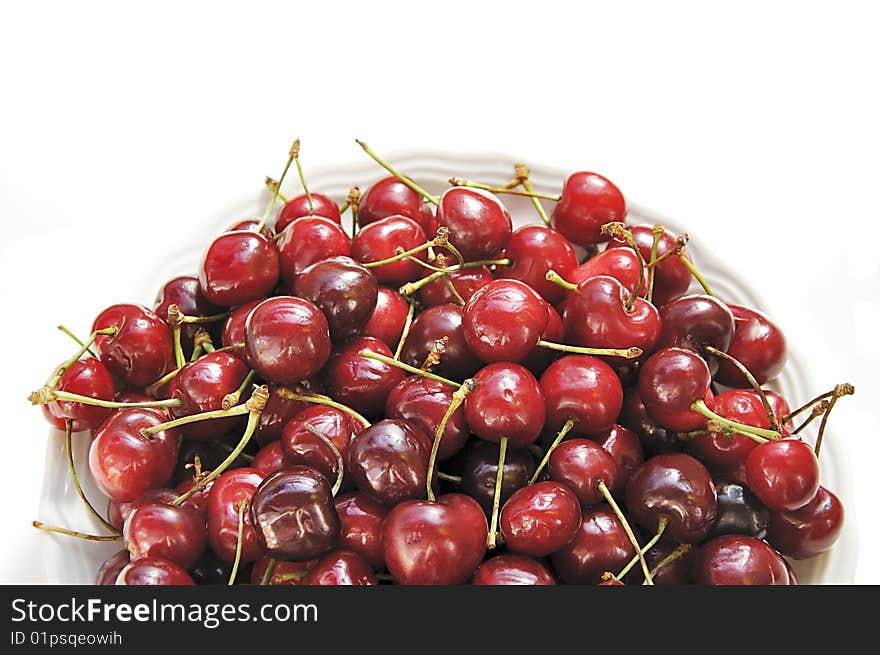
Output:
[[29, 140, 852, 586]]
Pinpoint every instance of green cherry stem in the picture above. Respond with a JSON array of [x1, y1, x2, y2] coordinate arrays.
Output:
[[57, 325, 98, 358], [679, 252, 714, 296], [279, 389, 370, 429], [448, 177, 560, 202], [600, 222, 646, 310], [32, 521, 121, 542], [614, 516, 668, 581], [64, 420, 120, 534], [303, 423, 345, 496], [291, 139, 314, 215], [29, 389, 183, 410], [139, 402, 248, 438], [814, 383, 855, 457], [393, 302, 416, 361], [44, 326, 117, 390], [598, 480, 654, 585], [227, 500, 248, 586], [221, 371, 256, 410], [255, 140, 299, 233], [399, 259, 512, 297], [359, 349, 460, 389], [264, 177, 289, 204], [529, 419, 575, 485], [355, 140, 439, 205], [437, 471, 462, 484], [486, 436, 508, 549], [690, 400, 780, 442], [536, 340, 642, 359], [646, 225, 664, 304], [702, 345, 781, 432], [544, 269, 579, 293], [645, 543, 692, 583], [426, 380, 474, 502], [259, 559, 278, 586], [514, 164, 552, 227]]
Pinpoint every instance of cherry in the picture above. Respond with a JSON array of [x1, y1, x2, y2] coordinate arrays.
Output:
[[276, 192, 342, 232], [116, 557, 195, 585], [252, 441, 290, 477], [169, 352, 249, 441], [463, 279, 549, 364], [92, 304, 174, 387], [767, 486, 844, 559], [302, 550, 377, 586], [766, 390, 795, 431], [228, 218, 274, 240], [619, 386, 681, 454], [417, 265, 494, 307], [43, 357, 115, 431], [607, 225, 691, 306], [595, 424, 645, 484], [465, 363, 545, 447], [626, 453, 717, 543], [347, 419, 431, 506], [89, 408, 179, 502], [250, 556, 316, 585], [540, 355, 623, 436], [256, 386, 310, 446], [693, 535, 790, 585], [96, 550, 130, 585], [708, 478, 769, 540], [499, 481, 581, 557], [471, 555, 556, 585], [351, 215, 427, 286], [687, 390, 768, 466], [382, 493, 488, 585], [520, 302, 564, 376], [107, 487, 180, 531], [645, 541, 695, 585], [436, 187, 512, 260], [334, 492, 388, 570], [245, 296, 331, 385], [281, 405, 360, 485], [550, 506, 637, 584], [325, 337, 406, 419], [207, 468, 265, 564], [505, 225, 578, 304], [199, 230, 280, 307], [551, 171, 625, 247], [123, 502, 206, 569], [358, 176, 436, 235], [222, 299, 261, 353], [568, 247, 646, 297], [658, 295, 734, 372], [190, 549, 235, 585], [293, 256, 378, 340], [745, 439, 820, 512], [361, 287, 410, 350], [400, 303, 479, 380], [716, 304, 787, 387], [460, 440, 536, 516], [549, 438, 621, 505], [172, 477, 212, 520], [637, 347, 711, 432], [277, 216, 351, 287], [154, 275, 223, 357]]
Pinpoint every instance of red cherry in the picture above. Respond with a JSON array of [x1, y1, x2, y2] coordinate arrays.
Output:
[[745, 439, 820, 512], [43, 358, 115, 431], [465, 363, 545, 447], [334, 492, 388, 570], [222, 299, 261, 352], [540, 355, 623, 436], [687, 390, 767, 466], [116, 557, 195, 585], [277, 216, 351, 287], [716, 304, 787, 386], [351, 215, 428, 286], [551, 171, 625, 247], [693, 535, 790, 585], [766, 390, 795, 431], [471, 555, 556, 585], [548, 438, 621, 504], [227, 218, 274, 240], [549, 506, 636, 584], [657, 295, 734, 373], [607, 225, 691, 306], [637, 346, 711, 432], [276, 192, 341, 232], [645, 540, 696, 585], [568, 247, 646, 297], [767, 486, 844, 559], [281, 405, 360, 486], [358, 176, 436, 235], [505, 225, 578, 304], [250, 556, 316, 585], [252, 441, 291, 477], [400, 303, 479, 380], [520, 302, 564, 377], [124, 503, 206, 569], [324, 337, 406, 419], [92, 304, 174, 387], [199, 231, 280, 307], [207, 468, 265, 564], [418, 265, 494, 307], [361, 287, 410, 350], [619, 386, 681, 454], [96, 550, 130, 585], [169, 352, 249, 441], [172, 477, 212, 520], [154, 275, 223, 357], [460, 440, 536, 516], [302, 550, 377, 585], [595, 424, 645, 484], [255, 386, 310, 446], [500, 481, 581, 557], [107, 487, 180, 532], [436, 187, 512, 260]]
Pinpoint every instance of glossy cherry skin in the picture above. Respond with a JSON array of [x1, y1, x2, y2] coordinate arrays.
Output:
[[116, 557, 195, 585], [276, 192, 342, 232], [43, 357, 115, 431], [277, 216, 351, 287], [107, 487, 180, 532], [293, 256, 378, 340], [382, 493, 488, 585], [199, 231, 280, 307], [500, 481, 581, 557], [124, 503, 206, 569], [436, 187, 512, 260], [228, 218, 274, 240], [551, 171, 625, 247], [89, 409, 179, 502], [550, 507, 636, 584], [324, 337, 406, 419], [351, 215, 427, 286], [568, 247, 646, 297], [169, 351, 249, 441], [250, 556, 316, 585], [96, 550, 131, 585], [222, 299, 261, 353], [505, 225, 578, 304], [767, 486, 844, 559], [626, 453, 717, 543], [549, 438, 621, 504], [745, 439, 819, 512], [302, 550, 377, 586], [460, 440, 536, 516], [358, 176, 436, 235], [708, 478, 769, 540], [347, 419, 431, 506], [281, 406, 360, 486], [188, 549, 235, 585], [658, 295, 734, 373], [520, 302, 564, 377], [471, 555, 556, 585], [465, 363, 545, 446], [540, 355, 623, 436], [207, 468, 265, 564], [607, 225, 691, 307], [252, 441, 291, 477], [385, 376, 468, 461], [92, 304, 174, 387], [595, 424, 645, 484], [255, 386, 309, 446], [334, 492, 388, 570], [645, 539, 696, 585], [619, 387, 681, 454], [693, 535, 790, 585], [245, 296, 331, 385], [418, 265, 494, 307], [716, 304, 787, 386], [463, 279, 549, 364], [154, 275, 223, 357], [688, 390, 768, 466], [361, 287, 410, 350], [766, 390, 794, 431], [637, 347, 711, 432], [400, 303, 480, 380]]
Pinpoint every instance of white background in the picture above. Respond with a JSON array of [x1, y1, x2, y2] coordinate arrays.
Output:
[[0, 1, 876, 583]]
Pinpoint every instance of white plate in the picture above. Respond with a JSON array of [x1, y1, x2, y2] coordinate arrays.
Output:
[[36, 152, 858, 584]]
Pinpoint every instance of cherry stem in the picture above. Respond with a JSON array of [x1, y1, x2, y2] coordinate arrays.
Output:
[[359, 349, 460, 389], [646, 225, 664, 304], [448, 177, 560, 202], [215, 440, 254, 463], [529, 419, 575, 485], [255, 140, 299, 233], [392, 302, 416, 361], [601, 222, 646, 309], [46, 327, 117, 389], [486, 436, 508, 549], [303, 423, 345, 496], [421, 337, 449, 372], [281, 389, 371, 429], [259, 558, 278, 586], [426, 380, 474, 502], [791, 400, 829, 436], [227, 500, 248, 586], [355, 140, 439, 205], [265, 177, 289, 204], [615, 516, 668, 581], [339, 186, 360, 238], [443, 276, 467, 306], [515, 164, 552, 227], [399, 259, 512, 297], [64, 421, 119, 534], [222, 371, 256, 410], [646, 543, 691, 583], [783, 384, 853, 422], [679, 253, 714, 296], [290, 139, 314, 215], [646, 235, 687, 268], [193, 328, 215, 355], [814, 383, 854, 456], [536, 340, 642, 359], [32, 521, 120, 542], [545, 269, 579, 292], [598, 480, 654, 585], [702, 345, 781, 432], [139, 402, 249, 438], [57, 325, 98, 358], [172, 324, 185, 369], [362, 228, 455, 269], [146, 366, 184, 396], [437, 471, 462, 484], [28, 388, 183, 410], [690, 399, 780, 442], [212, 342, 246, 355]]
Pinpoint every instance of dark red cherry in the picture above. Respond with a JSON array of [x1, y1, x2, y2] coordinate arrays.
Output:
[[277, 216, 350, 287], [245, 296, 331, 385], [688, 390, 767, 466], [550, 506, 636, 584], [400, 303, 479, 380], [347, 419, 431, 506], [189, 549, 235, 585], [293, 256, 378, 340], [745, 439, 819, 512], [460, 440, 536, 516], [250, 556, 316, 585], [551, 171, 625, 247], [96, 550, 130, 585], [276, 192, 341, 232], [382, 493, 488, 585], [207, 468, 265, 564], [172, 478, 212, 521], [436, 187, 512, 260], [626, 453, 717, 543], [716, 304, 787, 386], [418, 265, 494, 307], [658, 295, 734, 372], [549, 438, 621, 504], [500, 481, 581, 557], [281, 405, 360, 485], [607, 225, 691, 307], [252, 441, 291, 477], [505, 225, 578, 304], [540, 355, 623, 436], [154, 275, 223, 357], [385, 376, 468, 461], [361, 287, 410, 350], [334, 492, 388, 570], [471, 555, 556, 585], [124, 503, 206, 569], [351, 215, 427, 286], [324, 337, 406, 419], [645, 540, 696, 585], [568, 247, 646, 297], [89, 408, 179, 502], [693, 535, 790, 585], [92, 304, 174, 387], [222, 299, 261, 353], [595, 424, 645, 484], [359, 176, 436, 235], [619, 386, 681, 454], [43, 357, 115, 431], [708, 478, 770, 540], [463, 279, 548, 364], [302, 550, 377, 585], [228, 218, 274, 240], [116, 557, 195, 585], [637, 347, 711, 432], [107, 487, 180, 532], [255, 386, 310, 446], [465, 363, 545, 447], [520, 302, 564, 377], [199, 231, 280, 307], [767, 486, 844, 559]]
